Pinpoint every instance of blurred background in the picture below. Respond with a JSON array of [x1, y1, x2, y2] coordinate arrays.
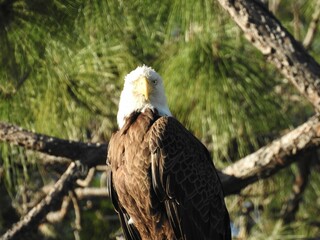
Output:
[[0, 0, 319, 239]]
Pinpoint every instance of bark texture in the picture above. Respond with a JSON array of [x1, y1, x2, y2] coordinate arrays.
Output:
[[221, 115, 320, 195], [0, 122, 107, 167], [216, 0, 320, 110]]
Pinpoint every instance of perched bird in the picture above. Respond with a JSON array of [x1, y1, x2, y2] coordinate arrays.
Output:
[[107, 65, 231, 240]]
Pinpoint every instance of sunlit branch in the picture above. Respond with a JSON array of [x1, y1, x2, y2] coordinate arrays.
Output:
[[220, 115, 320, 195], [216, 0, 320, 110]]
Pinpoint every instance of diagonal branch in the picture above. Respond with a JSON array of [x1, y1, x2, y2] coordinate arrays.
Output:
[[0, 161, 86, 240], [220, 115, 320, 195], [216, 0, 320, 110]]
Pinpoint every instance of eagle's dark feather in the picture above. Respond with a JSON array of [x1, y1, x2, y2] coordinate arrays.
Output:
[[107, 170, 141, 240], [107, 108, 231, 240]]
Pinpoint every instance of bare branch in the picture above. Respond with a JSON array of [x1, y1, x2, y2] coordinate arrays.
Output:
[[29, 184, 108, 209], [0, 161, 86, 240], [216, 0, 320, 110], [74, 187, 109, 200], [36, 153, 71, 166], [0, 122, 107, 167], [46, 196, 71, 223], [40, 185, 109, 201], [221, 115, 320, 195], [70, 191, 81, 231], [76, 167, 96, 187]]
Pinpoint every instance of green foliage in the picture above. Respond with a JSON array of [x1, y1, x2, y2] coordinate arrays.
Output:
[[161, 36, 289, 160], [0, 0, 319, 239]]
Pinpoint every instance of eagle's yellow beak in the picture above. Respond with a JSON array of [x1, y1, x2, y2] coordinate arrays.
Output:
[[137, 76, 152, 101]]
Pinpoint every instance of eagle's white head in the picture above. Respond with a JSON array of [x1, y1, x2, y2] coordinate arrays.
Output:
[[117, 65, 172, 129]]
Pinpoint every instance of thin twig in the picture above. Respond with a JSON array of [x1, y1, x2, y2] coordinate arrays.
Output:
[[76, 167, 95, 187], [46, 196, 71, 223], [303, 1, 320, 49], [74, 187, 109, 200], [70, 191, 81, 240], [95, 165, 109, 171]]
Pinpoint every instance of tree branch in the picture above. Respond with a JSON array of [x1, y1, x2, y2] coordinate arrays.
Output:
[[216, 0, 320, 110], [1, 114, 320, 238], [0, 122, 107, 167], [221, 115, 320, 195], [2, 116, 320, 198], [74, 187, 109, 200], [0, 161, 86, 240], [46, 196, 71, 223]]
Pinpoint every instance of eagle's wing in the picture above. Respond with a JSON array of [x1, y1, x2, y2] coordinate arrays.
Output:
[[106, 169, 141, 240], [150, 116, 231, 240]]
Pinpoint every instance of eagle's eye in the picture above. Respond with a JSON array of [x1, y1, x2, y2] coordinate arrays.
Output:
[[151, 79, 158, 85]]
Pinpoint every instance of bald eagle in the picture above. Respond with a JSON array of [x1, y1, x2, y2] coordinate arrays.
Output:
[[107, 66, 231, 240]]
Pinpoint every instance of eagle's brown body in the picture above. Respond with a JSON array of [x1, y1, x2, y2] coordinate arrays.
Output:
[[107, 108, 231, 240]]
